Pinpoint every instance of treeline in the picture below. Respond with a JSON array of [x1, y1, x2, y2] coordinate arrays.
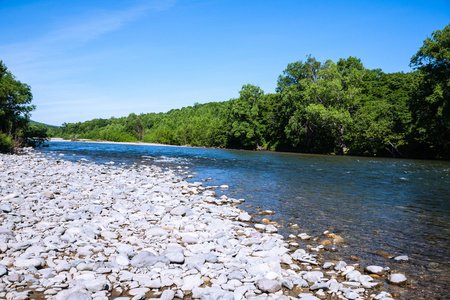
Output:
[[55, 24, 449, 159]]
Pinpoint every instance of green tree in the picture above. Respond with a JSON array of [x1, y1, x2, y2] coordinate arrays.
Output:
[[409, 24, 450, 158], [277, 56, 322, 151], [281, 57, 365, 154], [303, 57, 365, 153], [0, 61, 35, 149], [350, 70, 415, 157], [22, 123, 49, 147], [276, 55, 321, 93], [229, 84, 265, 149], [124, 113, 145, 141]]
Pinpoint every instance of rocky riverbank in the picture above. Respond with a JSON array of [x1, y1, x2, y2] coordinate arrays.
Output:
[[0, 149, 405, 300]]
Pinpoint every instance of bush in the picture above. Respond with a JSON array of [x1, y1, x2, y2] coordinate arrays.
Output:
[[0, 133, 14, 153], [22, 123, 49, 147]]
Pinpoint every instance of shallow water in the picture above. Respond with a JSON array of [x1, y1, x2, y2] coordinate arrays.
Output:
[[37, 141, 450, 299]]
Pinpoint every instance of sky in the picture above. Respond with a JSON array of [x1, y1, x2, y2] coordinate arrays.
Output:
[[1, 0, 449, 126]]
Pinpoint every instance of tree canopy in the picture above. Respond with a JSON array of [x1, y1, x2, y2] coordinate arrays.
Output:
[[409, 24, 450, 158]]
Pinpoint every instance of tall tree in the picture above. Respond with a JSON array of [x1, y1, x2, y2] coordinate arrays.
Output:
[[0, 61, 39, 151], [124, 113, 145, 140], [229, 84, 265, 149], [278, 56, 323, 151], [0, 61, 34, 137], [282, 57, 365, 154], [351, 70, 414, 157], [409, 24, 450, 158]]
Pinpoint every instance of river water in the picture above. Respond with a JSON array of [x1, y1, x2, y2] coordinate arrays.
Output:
[[37, 141, 450, 299]]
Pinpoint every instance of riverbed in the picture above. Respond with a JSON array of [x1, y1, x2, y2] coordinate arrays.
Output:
[[34, 140, 450, 299]]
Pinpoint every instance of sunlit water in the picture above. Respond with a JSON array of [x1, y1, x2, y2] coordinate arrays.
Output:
[[37, 141, 450, 299]]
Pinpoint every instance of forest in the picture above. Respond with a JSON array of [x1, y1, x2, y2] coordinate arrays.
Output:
[[54, 24, 449, 159], [2, 25, 449, 159]]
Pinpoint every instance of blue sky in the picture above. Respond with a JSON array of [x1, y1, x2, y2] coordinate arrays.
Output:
[[1, 0, 449, 126]]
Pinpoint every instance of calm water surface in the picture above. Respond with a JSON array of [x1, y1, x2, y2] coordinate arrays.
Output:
[[37, 141, 450, 299]]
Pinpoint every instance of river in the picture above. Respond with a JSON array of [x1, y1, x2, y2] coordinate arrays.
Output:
[[37, 141, 450, 299]]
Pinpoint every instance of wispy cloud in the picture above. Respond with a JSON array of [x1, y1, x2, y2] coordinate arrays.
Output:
[[0, 0, 176, 65], [0, 0, 177, 125]]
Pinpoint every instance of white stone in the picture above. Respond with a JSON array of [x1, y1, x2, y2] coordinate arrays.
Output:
[[365, 265, 385, 275], [394, 255, 409, 262], [200, 287, 234, 300], [247, 263, 270, 276], [310, 281, 329, 291], [265, 224, 278, 233], [117, 244, 134, 253], [100, 231, 118, 240], [130, 251, 152, 266], [14, 257, 44, 269], [77, 262, 93, 271], [233, 286, 249, 300], [342, 265, 355, 276], [165, 252, 185, 264], [0, 265, 7, 277], [280, 278, 293, 289], [128, 288, 149, 296], [254, 224, 265, 230], [334, 260, 347, 271], [170, 206, 186, 216], [61, 291, 92, 300], [115, 253, 130, 266], [303, 271, 324, 283], [238, 212, 252, 222], [182, 233, 198, 244], [346, 270, 361, 281], [298, 233, 311, 240], [0, 227, 13, 236], [257, 278, 281, 293], [293, 278, 309, 288], [345, 291, 360, 299], [265, 271, 278, 280], [389, 273, 407, 285], [182, 275, 202, 291], [143, 279, 162, 289], [85, 278, 109, 293], [145, 227, 167, 237], [160, 289, 175, 300], [299, 296, 320, 300]]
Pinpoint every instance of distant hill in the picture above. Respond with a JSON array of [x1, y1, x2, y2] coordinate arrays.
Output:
[[30, 120, 60, 128]]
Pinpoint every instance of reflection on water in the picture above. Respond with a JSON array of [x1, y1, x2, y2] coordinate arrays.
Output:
[[38, 141, 450, 299]]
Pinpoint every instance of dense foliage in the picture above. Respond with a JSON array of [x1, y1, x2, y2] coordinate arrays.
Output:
[[0, 61, 48, 152], [409, 25, 450, 158], [53, 25, 449, 159]]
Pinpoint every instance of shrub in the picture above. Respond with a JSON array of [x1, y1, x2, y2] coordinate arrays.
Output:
[[0, 133, 13, 153]]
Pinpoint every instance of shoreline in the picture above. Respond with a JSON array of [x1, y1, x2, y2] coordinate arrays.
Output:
[[50, 138, 184, 149], [0, 149, 406, 300], [49, 138, 447, 162]]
